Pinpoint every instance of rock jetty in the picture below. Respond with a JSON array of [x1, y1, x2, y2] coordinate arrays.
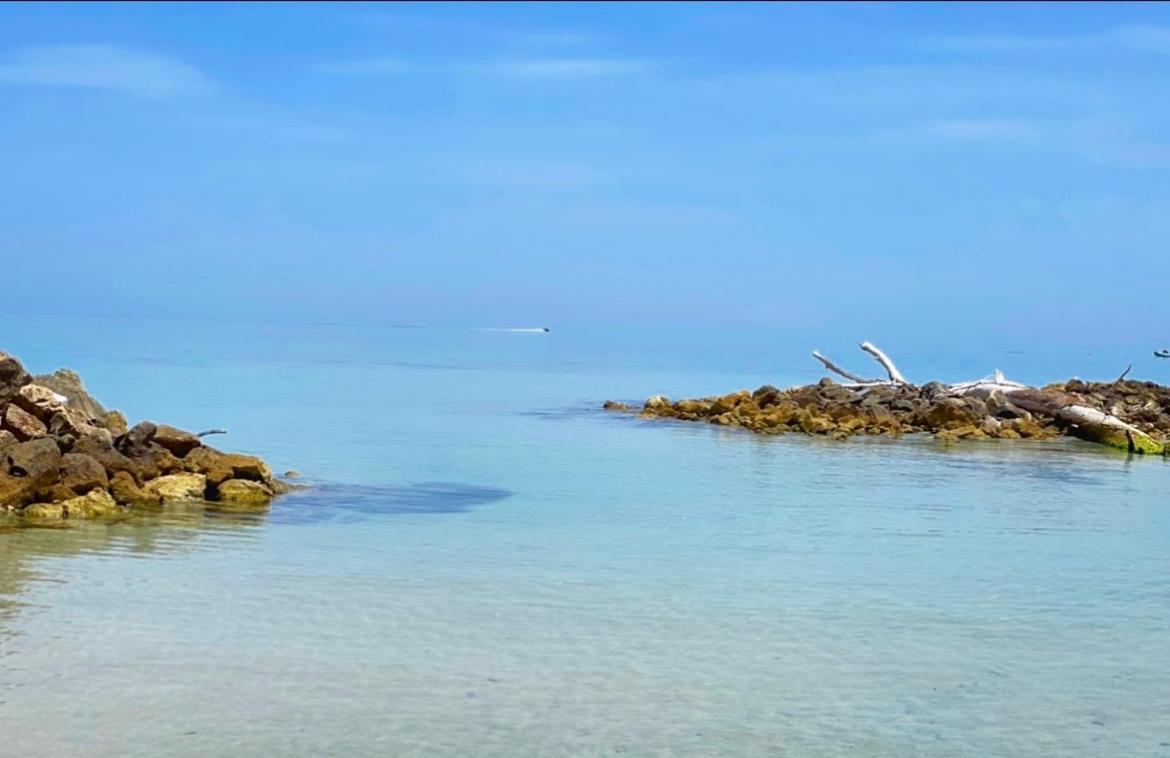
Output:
[[612, 343, 1170, 455], [1, 349, 292, 522]]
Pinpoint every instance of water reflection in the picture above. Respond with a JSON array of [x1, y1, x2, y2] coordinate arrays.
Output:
[[0, 481, 512, 637]]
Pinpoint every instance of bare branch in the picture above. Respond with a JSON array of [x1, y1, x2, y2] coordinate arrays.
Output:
[[1114, 364, 1132, 385], [811, 351, 877, 383], [859, 342, 909, 384]]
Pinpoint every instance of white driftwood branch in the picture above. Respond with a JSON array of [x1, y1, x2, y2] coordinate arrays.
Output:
[[811, 351, 877, 383], [859, 342, 908, 384], [947, 375, 1160, 450]]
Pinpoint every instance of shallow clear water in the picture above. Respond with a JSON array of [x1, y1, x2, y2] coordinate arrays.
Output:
[[2, 317, 1169, 756]]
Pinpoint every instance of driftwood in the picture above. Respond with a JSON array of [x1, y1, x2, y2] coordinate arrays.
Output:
[[811, 342, 1165, 454], [812, 351, 877, 384]]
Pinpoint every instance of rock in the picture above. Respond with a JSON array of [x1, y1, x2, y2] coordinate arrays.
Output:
[[126, 443, 184, 482], [21, 503, 66, 520], [752, 385, 781, 407], [0, 438, 62, 508], [215, 478, 273, 506], [152, 425, 202, 457], [23, 489, 121, 520], [13, 384, 66, 420], [2, 403, 47, 441], [283, 470, 302, 479], [189, 450, 271, 486], [31, 369, 109, 428], [48, 453, 109, 501], [711, 391, 750, 414], [0, 351, 31, 405], [62, 489, 121, 518], [119, 421, 157, 452], [985, 390, 1031, 421], [6, 437, 61, 480], [108, 471, 161, 506], [922, 398, 982, 431], [644, 395, 671, 410], [47, 406, 110, 446], [71, 436, 139, 482], [142, 473, 207, 503], [602, 401, 631, 412], [0, 429, 16, 455], [104, 410, 129, 437]]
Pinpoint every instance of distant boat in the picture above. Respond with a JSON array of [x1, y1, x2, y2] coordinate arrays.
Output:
[[1156, 349, 1170, 359]]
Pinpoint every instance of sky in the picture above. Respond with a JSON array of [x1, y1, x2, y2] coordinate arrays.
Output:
[[2, 2, 1170, 347]]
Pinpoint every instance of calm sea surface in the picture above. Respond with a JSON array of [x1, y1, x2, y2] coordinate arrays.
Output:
[[1, 316, 1168, 756]]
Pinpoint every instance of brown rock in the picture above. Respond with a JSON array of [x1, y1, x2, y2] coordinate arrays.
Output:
[[922, 398, 982, 431], [0, 429, 16, 454], [108, 471, 161, 506], [152, 425, 202, 457], [30, 369, 109, 428], [13, 384, 66, 420], [0, 351, 31, 405], [602, 401, 631, 412], [104, 410, 129, 437], [49, 453, 109, 501], [71, 436, 139, 481], [127, 443, 185, 481], [2, 403, 47, 441], [0, 438, 62, 508], [184, 447, 271, 486], [47, 406, 111, 446], [119, 421, 157, 452]]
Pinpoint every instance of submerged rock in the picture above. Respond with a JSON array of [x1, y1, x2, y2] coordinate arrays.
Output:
[[216, 479, 273, 506]]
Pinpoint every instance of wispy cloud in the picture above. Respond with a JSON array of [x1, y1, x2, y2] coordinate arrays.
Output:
[[922, 119, 1040, 142], [899, 117, 1170, 169], [0, 44, 213, 97], [923, 24, 1170, 55], [316, 55, 656, 80], [481, 57, 656, 79], [314, 57, 413, 76]]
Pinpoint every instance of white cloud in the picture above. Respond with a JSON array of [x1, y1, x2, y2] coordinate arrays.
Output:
[[314, 57, 413, 76], [0, 44, 212, 97], [923, 119, 1040, 142], [482, 57, 655, 78], [922, 24, 1170, 55], [316, 55, 656, 80]]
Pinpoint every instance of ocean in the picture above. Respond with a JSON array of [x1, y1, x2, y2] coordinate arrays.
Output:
[[1, 315, 1168, 756]]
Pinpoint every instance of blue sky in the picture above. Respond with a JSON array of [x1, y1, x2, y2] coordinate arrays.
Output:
[[2, 3, 1170, 346]]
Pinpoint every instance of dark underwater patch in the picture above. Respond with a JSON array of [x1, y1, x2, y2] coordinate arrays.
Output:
[[267, 481, 513, 524]]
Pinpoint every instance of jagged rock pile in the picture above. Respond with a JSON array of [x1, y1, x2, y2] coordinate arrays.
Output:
[[1, 350, 290, 521], [611, 377, 1170, 446]]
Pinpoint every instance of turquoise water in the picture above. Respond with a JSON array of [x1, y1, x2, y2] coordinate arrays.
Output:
[[2, 317, 1169, 756]]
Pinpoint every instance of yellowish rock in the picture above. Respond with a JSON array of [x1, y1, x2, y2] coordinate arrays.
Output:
[[143, 473, 207, 503], [216, 478, 273, 506]]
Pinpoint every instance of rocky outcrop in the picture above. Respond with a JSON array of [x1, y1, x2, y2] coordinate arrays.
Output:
[[619, 376, 1170, 449], [0, 349, 293, 522]]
